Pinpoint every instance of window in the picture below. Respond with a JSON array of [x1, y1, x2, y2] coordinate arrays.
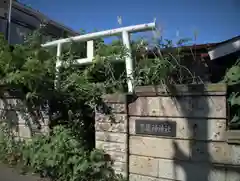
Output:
[[10, 22, 32, 44], [0, 18, 6, 36]]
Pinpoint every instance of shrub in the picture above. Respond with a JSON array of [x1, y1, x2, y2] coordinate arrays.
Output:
[[0, 124, 125, 181], [0, 122, 25, 166]]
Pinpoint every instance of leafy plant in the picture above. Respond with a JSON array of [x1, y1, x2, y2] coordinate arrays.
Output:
[[0, 121, 25, 166], [0, 123, 125, 181], [223, 58, 240, 129], [22, 125, 123, 181]]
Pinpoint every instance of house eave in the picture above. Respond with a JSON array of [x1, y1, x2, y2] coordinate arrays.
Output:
[[208, 36, 240, 60], [12, 1, 79, 36]]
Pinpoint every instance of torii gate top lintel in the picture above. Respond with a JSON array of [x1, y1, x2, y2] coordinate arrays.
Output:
[[42, 22, 156, 47]]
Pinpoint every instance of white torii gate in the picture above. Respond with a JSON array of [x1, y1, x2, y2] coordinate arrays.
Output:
[[41, 22, 156, 93]]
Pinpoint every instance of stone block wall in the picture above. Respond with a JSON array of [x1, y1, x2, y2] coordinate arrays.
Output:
[[95, 94, 128, 176], [0, 89, 49, 139], [96, 84, 240, 181]]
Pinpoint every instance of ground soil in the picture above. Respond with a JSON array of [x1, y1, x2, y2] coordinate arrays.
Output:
[[0, 164, 49, 181]]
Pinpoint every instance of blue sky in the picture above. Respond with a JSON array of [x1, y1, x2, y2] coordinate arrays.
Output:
[[19, 0, 239, 44]]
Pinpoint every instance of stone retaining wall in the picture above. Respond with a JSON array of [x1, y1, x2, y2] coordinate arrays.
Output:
[[0, 88, 49, 139], [95, 84, 240, 181]]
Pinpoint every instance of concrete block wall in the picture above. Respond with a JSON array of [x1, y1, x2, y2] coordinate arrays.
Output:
[[0, 89, 49, 139], [96, 84, 240, 181]]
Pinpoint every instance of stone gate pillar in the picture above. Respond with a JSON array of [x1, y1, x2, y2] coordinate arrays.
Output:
[[95, 94, 128, 177]]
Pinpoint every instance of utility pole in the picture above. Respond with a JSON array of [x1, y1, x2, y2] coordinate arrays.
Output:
[[5, 0, 13, 44]]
